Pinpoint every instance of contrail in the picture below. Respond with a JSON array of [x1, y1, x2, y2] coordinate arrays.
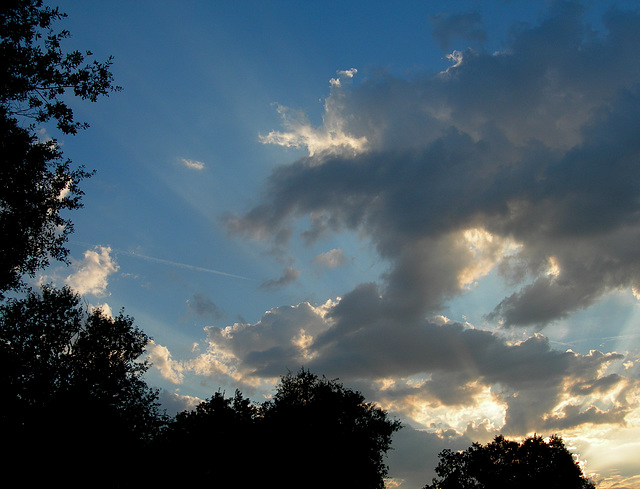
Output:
[[72, 241, 256, 281], [124, 251, 256, 281]]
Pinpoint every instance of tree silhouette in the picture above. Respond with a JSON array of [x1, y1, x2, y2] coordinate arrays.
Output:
[[424, 434, 596, 489], [153, 369, 401, 489], [260, 369, 401, 489], [1, 0, 120, 134], [0, 285, 164, 485], [0, 111, 91, 294], [151, 389, 258, 486], [0, 0, 119, 295]]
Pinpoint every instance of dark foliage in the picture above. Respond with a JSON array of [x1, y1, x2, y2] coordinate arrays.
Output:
[[0, 0, 120, 134], [150, 389, 259, 486], [262, 369, 402, 489], [154, 369, 402, 489], [0, 285, 164, 486], [0, 109, 92, 294], [424, 434, 596, 489], [0, 0, 119, 295]]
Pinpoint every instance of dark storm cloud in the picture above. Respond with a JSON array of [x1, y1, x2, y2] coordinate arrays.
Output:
[[229, 2, 640, 328]]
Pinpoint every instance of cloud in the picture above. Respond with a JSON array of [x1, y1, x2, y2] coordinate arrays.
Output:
[[180, 158, 205, 170], [386, 424, 471, 488], [258, 69, 367, 157], [259, 266, 300, 290], [314, 248, 347, 269], [202, 300, 334, 378], [65, 246, 119, 296], [157, 389, 201, 416], [185, 290, 634, 438], [147, 340, 185, 385], [214, 3, 640, 484], [229, 3, 640, 329], [187, 293, 224, 321], [121, 249, 255, 281], [89, 302, 113, 318]]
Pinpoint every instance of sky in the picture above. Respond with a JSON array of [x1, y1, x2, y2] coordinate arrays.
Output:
[[36, 0, 640, 487]]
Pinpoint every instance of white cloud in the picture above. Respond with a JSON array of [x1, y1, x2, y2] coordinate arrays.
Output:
[[180, 158, 205, 170], [314, 248, 347, 269], [147, 340, 185, 385], [259, 69, 368, 157], [65, 246, 119, 296], [89, 302, 113, 318]]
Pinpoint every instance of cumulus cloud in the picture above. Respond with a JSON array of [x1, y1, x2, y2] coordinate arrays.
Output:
[[65, 246, 119, 296], [188, 291, 633, 438], [217, 3, 640, 484], [230, 3, 640, 328], [147, 340, 185, 385]]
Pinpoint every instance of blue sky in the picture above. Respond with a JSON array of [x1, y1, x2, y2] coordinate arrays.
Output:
[[40, 1, 640, 487]]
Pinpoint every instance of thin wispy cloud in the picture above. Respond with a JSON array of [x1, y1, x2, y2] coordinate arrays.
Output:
[[314, 249, 347, 269], [180, 158, 206, 170], [259, 267, 300, 290], [123, 250, 255, 281], [70, 243, 256, 282]]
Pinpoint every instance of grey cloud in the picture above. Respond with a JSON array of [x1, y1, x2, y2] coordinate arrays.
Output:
[[570, 373, 624, 396], [387, 424, 471, 488], [196, 4, 640, 481], [203, 284, 631, 434], [210, 0, 640, 449], [417, 372, 485, 407], [259, 266, 300, 291], [229, 3, 640, 328], [543, 403, 629, 431], [157, 389, 200, 417], [188, 293, 224, 321], [204, 301, 328, 376]]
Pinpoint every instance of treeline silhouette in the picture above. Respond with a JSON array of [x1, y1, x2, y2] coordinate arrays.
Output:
[[0, 286, 400, 488], [0, 285, 597, 489], [0, 2, 597, 488], [424, 434, 596, 489]]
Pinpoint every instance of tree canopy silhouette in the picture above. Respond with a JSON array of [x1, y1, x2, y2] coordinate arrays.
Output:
[[0, 285, 164, 485], [154, 369, 401, 489], [1, 0, 120, 134], [424, 434, 596, 489], [0, 0, 119, 295], [262, 369, 402, 489]]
